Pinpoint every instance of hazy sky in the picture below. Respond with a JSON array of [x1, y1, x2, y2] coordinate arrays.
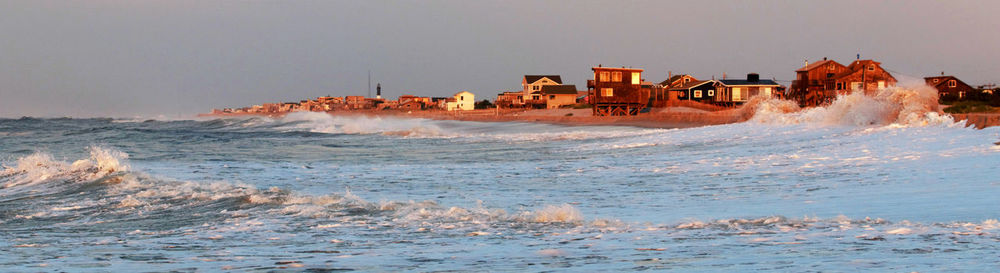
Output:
[[2, 0, 999, 118]]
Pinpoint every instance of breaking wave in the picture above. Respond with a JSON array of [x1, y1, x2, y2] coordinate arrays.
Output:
[[1, 147, 594, 230], [265, 111, 662, 141], [746, 85, 956, 127]]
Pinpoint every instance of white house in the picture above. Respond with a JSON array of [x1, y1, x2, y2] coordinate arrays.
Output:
[[522, 75, 562, 100], [446, 91, 475, 111]]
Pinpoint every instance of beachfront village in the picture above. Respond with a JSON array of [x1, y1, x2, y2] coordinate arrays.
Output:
[[210, 57, 1000, 117]]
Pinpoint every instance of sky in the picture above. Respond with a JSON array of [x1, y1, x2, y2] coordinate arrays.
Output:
[[2, 0, 999, 118]]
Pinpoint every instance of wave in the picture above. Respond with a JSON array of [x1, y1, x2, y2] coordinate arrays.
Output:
[[745, 85, 957, 127], [1, 147, 594, 230], [261, 111, 663, 141]]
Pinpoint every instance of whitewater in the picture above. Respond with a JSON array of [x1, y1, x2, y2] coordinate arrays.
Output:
[[2, 87, 999, 271]]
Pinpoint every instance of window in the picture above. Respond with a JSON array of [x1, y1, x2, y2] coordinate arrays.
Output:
[[949, 80, 957, 87], [851, 82, 862, 91], [877, 81, 885, 89], [611, 71, 622, 82], [836, 82, 843, 90], [532, 95, 540, 100], [933, 79, 939, 83], [732, 87, 742, 101], [601, 88, 613, 97], [549, 95, 555, 100], [599, 72, 610, 82], [868, 64, 875, 71], [533, 86, 540, 91], [959, 91, 966, 98], [707, 90, 714, 96], [827, 73, 834, 78], [631, 72, 641, 85], [684, 78, 691, 83], [694, 90, 702, 98], [460, 96, 464, 100], [828, 64, 836, 70]]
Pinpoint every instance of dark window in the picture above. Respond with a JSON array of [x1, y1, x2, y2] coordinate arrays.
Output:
[[827, 73, 834, 78]]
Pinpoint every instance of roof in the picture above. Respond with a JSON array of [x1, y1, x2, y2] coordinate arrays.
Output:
[[592, 67, 644, 72], [831, 60, 894, 80], [524, 75, 562, 84], [659, 74, 696, 86], [796, 59, 838, 72], [925, 75, 968, 89], [541, 84, 578, 95], [717, 79, 781, 86], [669, 80, 716, 91]]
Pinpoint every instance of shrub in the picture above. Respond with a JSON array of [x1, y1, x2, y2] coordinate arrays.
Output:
[[944, 101, 994, 114]]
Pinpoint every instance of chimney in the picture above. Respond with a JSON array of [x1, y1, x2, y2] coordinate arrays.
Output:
[[723, 72, 727, 79], [823, 57, 827, 61], [747, 73, 759, 82], [376, 83, 382, 99]]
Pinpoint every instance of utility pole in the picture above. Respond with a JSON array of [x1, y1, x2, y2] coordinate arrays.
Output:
[[368, 70, 371, 98]]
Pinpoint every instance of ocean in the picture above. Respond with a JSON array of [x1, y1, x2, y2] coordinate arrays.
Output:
[[2, 87, 999, 272]]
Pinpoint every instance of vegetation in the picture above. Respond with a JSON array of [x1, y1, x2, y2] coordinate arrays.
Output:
[[474, 99, 495, 109], [943, 100, 995, 114]]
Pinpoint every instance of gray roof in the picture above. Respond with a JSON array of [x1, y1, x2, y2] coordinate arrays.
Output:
[[541, 84, 578, 95], [717, 79, 781, 86], [524, 75, 562, 84]]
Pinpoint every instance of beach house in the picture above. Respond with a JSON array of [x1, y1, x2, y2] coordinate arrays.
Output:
[[790, 58, 897, 106], [446, 91, 475, 111], [539, 85, 579, 109], [589, 66, 647, 116], [669, 80, 717, 103], [713, 73, 783, 107], [925, 75, 974, 100]]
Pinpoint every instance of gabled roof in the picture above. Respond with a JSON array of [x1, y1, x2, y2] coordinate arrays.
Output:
[[524, 75, 562, 84], [831, 60, 895, 81], [796, 60, 843, 72], [925, 75, 969, 89], [717, 79, 781, 86], [659, 74, 696, 86], [541, 84, 578, 95], [668, 80, 716, 91]]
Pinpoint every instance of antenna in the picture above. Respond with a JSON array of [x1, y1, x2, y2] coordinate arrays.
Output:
[[368, 70, 371, 98]]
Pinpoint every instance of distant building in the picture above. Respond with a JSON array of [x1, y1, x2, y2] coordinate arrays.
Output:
[[714, 73, 783, 107], [446, 91, 475, 111], [522, 75, 563, 96], [790, 58, 897, 106], [540, 85, 578, 109], [589, 66, 647, 116], [497, 75, 575, 109], [670, 80, 717, 103], [925, 75, 974, 99]]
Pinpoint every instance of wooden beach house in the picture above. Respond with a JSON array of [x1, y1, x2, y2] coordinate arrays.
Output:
[[589, 66, 647, 116], [790, 58, 897, 106], [925, 75, 974, 100]]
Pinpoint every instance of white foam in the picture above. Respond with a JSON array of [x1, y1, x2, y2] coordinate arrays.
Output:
[[748, 84, 958, 128], [1, 146, 129, 189]]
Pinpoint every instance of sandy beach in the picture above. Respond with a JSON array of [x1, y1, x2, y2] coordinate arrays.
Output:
[[202, 106, 750, 129]]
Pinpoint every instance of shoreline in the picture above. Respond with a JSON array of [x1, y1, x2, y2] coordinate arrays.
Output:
[[199, 108, 750, 129], [198, 107, 1000, 129]]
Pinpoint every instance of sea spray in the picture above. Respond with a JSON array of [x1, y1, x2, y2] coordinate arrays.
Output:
[[747, 84, 953, 127]]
